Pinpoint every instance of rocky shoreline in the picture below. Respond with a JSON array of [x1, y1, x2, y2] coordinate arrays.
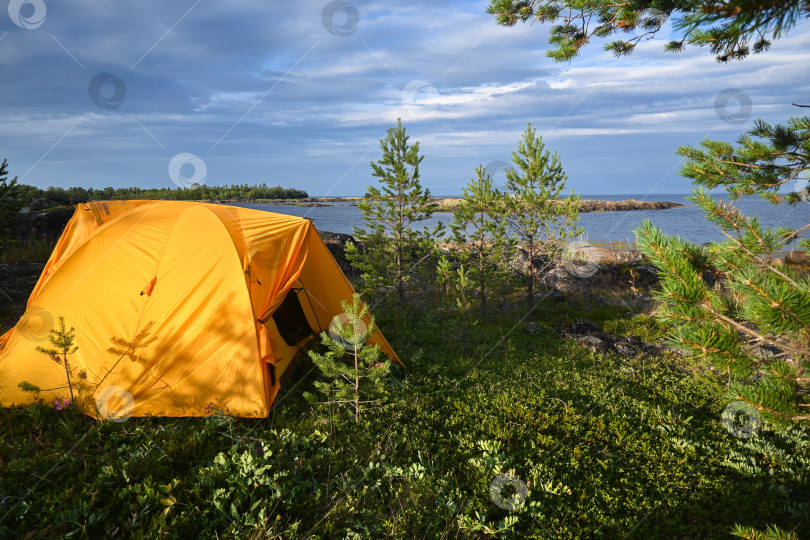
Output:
[[194, 196, 685, 214], [428, 198, 684, 213]]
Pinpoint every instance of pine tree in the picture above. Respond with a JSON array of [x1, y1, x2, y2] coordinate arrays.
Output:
[[0, 159, 24, 248], [347, 119, 443, 304], [487, 0, 807, 62], [436, 256, 477, 353], [450, 165, 515, 316], [504, 123, 582, 304], [33, 317, 80, 404], [304, 294, 391, 424], [635, 115, 810, 424]]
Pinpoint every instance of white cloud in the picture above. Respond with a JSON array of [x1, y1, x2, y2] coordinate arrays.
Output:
[[0, 0, 807, 195]]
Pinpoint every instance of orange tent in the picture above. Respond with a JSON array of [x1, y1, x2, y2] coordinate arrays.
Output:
[[0, 200, 399, 418]]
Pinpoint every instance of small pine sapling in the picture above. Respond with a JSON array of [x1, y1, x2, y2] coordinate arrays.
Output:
[[436, 257, 478, 354], [450, 165, 516, 316], [33, 317, 82, 405], [304, 294, 391, 423], [503, 123, 582, 304]]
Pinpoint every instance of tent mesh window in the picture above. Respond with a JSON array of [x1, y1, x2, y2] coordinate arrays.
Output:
[[272, 288, 315, 346]]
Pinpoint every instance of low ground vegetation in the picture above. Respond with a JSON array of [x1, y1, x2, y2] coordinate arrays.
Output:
[[2, 297, 808, 538]]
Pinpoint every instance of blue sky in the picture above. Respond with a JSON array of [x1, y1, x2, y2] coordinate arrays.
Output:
[[1, 0, 808, 196]]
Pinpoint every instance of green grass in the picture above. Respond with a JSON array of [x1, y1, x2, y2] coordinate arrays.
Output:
[[0, 301, 808, 538], [0, 238, 56, 263]]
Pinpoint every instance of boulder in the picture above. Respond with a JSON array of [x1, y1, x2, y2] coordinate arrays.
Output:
[[563, 242, 645, 264], [785, 250, 810, 267], [542, 261, 659, 295], [508, 248, 554, 276], [537, 289, 566, 303], [317, 231, 358, 276], [614, 341, 641, 358], [524, 322, 541, 335], [572, 334, 610, 353], [554, 322, 666, 358], [27, 197, 63, 211], [568, 321, 599, 334]]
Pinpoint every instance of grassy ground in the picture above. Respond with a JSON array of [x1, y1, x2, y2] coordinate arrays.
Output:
[[0, 239, 55, 264], [1, 297, 808, 538], [0, 239, 56, 338]]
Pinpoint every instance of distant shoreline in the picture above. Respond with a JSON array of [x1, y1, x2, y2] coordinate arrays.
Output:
[[215, 196, 685, 213]]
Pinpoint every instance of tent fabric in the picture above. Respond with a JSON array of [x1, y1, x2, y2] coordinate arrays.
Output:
[[0, 200, 400, 418]]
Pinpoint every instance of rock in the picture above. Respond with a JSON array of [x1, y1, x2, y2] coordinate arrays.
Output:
[[317, 231, 357, 276], [563, 243, 645, 264], [542, 262, 659, 296], [508, 248, 554, 276], [577, 199, 684, 213], [572, 334, 609, 352], [318, 231, 356, 253], [702, 268, 724, 288], [752, 344, 782, 361], [27, 197, 63, 211], [568, 321, 599, 334], [578, 292, 609, 306], [625, 335, 644, 348], [553, 322, 663, 358], [614, 341, 641, 358], [429, 198, 684, 213], [524, 322, 541, 335], [785, 250, 810, 267], [537, 289, 566, 303]]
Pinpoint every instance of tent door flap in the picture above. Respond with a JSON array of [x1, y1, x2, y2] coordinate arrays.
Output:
[[270, 288, 315, 347]]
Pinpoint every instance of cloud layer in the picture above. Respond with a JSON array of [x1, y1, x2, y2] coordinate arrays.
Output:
[[1, 0, 808, 195]]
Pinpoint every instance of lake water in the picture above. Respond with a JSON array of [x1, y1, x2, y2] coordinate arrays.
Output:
[[235, 194, 810, 246]]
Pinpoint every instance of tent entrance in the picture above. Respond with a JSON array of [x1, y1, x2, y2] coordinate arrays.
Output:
[[272, 288, 316, 347]]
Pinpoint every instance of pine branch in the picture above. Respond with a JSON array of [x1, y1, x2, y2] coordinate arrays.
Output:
[[719, 229, 802, 288], [702, 300, 805, 356]]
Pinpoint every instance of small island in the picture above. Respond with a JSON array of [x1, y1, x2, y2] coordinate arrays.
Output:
[[426, 197, 684, 213]]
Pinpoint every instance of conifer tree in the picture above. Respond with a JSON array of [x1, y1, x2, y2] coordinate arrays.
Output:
[[304, 294, 391, 423], [487, 0, 807, 63], [347, 119, 443, 304], [450, 166, 515, 316], [34, 317, 79, 403], [635, 115, 810, 424], [504, 123, 582, 304], [0, 159, 24, 248], [436, 256, 477, 353]]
